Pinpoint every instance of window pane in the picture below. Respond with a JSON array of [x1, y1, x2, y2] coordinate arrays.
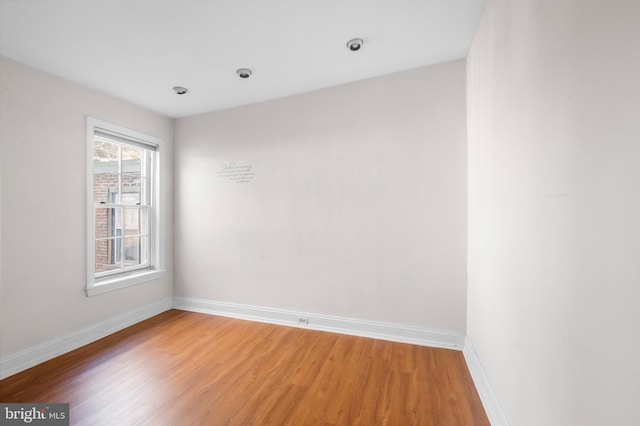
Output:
[[123, 236, 141, 266], [122, 145, 142, 162], [123, 207, 143, 237], [95, 208, 122, 239], [93, 139, 119, 204], [109, 207, 123, 230], [122, 146, 142, 206], [95, 239, 122, 273], [121, 175, 143, 205]]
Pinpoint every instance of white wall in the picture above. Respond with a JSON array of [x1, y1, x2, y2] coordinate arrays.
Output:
[[467, 1, 640, 424], [0, 56, 174, 358], [175, 60, 468, 333]]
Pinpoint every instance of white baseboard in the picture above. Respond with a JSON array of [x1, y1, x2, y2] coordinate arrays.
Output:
[[0, 298, 172, 380], [172, 297, 465, 350], [463, 336, 510, 425]]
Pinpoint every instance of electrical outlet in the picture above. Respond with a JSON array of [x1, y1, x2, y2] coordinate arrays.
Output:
[[298, 317, 309, 325]]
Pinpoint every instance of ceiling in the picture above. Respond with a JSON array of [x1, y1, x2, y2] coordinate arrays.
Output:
[[0, 0, 486, 118]]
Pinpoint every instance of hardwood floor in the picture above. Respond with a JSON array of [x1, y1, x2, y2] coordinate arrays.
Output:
[[0, 310, 489, 425]]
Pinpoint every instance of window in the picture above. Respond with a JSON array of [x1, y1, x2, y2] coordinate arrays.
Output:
[[86, 117, 165, 296]]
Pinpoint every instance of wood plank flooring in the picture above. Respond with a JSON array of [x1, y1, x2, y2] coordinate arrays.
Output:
[[0, 310, 489, 425]]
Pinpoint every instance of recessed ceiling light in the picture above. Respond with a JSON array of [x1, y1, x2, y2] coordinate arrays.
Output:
[[173, 86, 188, 95], [237, 68, 252, 79], [346, 38, 364, 52]]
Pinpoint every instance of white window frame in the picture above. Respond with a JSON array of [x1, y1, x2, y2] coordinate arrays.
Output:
[[86, 117, 165, 296]]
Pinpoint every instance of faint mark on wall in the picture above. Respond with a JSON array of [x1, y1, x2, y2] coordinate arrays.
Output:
[[0, 88, 45, 130]]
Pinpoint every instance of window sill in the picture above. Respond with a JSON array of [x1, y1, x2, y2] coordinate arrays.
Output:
[[86, 269, 165, 297]]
